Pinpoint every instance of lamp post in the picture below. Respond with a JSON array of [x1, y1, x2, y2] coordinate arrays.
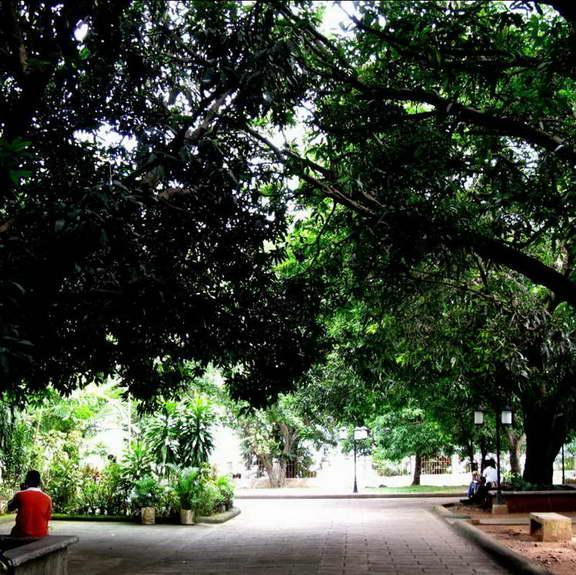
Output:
[[353, 426, 369, 494], [474, 406, 513, 504]]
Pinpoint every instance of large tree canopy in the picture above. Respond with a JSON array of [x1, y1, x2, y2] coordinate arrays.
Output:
[[259, 0, 576, 308], [3, 0, 576, 439], [0, 1, 320, 402]]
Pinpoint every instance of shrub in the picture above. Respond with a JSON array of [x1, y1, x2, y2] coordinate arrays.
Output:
[[98, 461, 129, 515], [46, 455, 82, 513], [130, 476, 163, 509], [215, 475, 235, 510], [75, 466, 101, 514], [193, 480, 220, 516], [504, 473, 553, 491], [174, 467, 202, 510], [120, 442, 155, 488], [155, 484, 179, 519]]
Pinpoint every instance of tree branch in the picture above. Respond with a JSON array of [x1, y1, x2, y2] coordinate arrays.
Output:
[[284, 6, 576, 165]]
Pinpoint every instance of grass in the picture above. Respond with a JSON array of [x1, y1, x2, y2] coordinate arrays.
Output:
[[366, 485, 467, 494]]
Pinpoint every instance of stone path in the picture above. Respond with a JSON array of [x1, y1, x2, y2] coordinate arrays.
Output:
[[1, 498, 510, 574]]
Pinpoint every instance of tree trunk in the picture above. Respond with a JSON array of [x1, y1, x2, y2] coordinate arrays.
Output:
[[264, 459, 287, 488], [262, 457, 278, 488], [523, 405, 564, 486], [479, 437, 488, 471], [506, 429, 525, 476], [467, 442, 475, 470], [278, 459, 287, 487], [412, 452, 422, 486]]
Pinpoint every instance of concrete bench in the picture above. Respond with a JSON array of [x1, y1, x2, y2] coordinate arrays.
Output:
[[529, 512, 572, 542]]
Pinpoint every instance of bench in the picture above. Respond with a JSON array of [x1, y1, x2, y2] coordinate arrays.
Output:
[[529, 512, 572, 542]]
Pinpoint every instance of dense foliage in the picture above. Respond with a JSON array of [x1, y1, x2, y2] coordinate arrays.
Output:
[[2, 0, 576, 487], [269, 0, 576, 485], [0, 0, 320, 404]]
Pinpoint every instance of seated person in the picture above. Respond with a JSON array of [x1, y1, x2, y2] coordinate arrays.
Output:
[[482, 458, 498, 489], [474, 458, 498, 506], [466, 464, 481, 499], [8, 470, 52, 538]]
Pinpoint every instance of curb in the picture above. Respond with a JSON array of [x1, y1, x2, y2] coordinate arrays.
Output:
[[236, 493, 464, 500], [196, 507, 241, 524], [433, 505, 553, 575]]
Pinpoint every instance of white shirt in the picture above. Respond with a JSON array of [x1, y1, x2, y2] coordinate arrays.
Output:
[[483, 465, 498, 484]]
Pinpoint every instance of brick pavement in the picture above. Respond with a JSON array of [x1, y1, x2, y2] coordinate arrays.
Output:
[[0, 498, 510, 574]]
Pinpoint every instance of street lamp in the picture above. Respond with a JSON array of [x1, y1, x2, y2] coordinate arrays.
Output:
[[353, 426, 369, 494], [474, 406, 513, 504]]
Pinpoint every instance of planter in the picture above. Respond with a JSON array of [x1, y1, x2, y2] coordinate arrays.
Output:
[[491, 490, 576, 513], [179, 509, 195, 525], [0, 535, 78, 575], [141, 506, 156, 525]]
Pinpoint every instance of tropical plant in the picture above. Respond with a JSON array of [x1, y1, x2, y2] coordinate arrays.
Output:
[[142, 395, 216, 477], [75, 466, 101, 514], [45, 455, 82, 513], [193, 481, 220, 517], [119, 442, 155, 488], [143, 402, 180, 477], [173, 468, 202, 511], [214, 475, 235, 511], [176, 396, 216, 468], [97, 460, 129, 515], [130, 476, 163, 510]]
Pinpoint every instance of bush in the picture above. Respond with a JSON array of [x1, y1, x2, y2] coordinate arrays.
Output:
[[98, 461, 129, 515], [504, 473, 551, 491], [75, 466, 101, 514], [193, 480, 220, 516], [174, 467, 202, 510], [155, 484, 179, 519], [130, 476, 163, 509], [215, 475, 235, 510], [46, 455, 82, 513]]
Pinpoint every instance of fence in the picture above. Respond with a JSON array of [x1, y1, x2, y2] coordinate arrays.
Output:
[[421, 455, 452, 475]]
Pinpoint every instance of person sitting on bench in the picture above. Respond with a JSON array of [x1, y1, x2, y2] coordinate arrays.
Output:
[[8, 470, 52, 538]]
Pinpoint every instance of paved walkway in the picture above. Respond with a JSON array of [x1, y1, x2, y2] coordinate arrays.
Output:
[[1, 498, 509, 574]]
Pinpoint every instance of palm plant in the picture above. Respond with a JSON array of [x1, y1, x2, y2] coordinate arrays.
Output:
[[176, 396, 215, 468], [120, 441, 155, 488], [174, 467, 202, 510], [143, 401, 179, 477]]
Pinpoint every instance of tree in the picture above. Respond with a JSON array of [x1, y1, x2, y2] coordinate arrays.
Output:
[[236, 393, 329, 487], [264, 0, 576, 482], [259, 0, 576, 308], [371, 406, 451, 486], [0, 1, 318, 403], [282, 194, 576, 485]]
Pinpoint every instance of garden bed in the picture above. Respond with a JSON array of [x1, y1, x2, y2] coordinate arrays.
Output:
[[446, 504, 576, 574], [50, 508, 241, 524], [51, 513, 134, 522], [477, 521, 576, 574]]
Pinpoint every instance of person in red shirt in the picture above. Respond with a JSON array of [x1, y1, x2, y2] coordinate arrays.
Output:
[[8, 470, 52, 537]]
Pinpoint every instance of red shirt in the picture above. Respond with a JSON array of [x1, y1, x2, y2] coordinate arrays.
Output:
[[11, 488, 52, 537]]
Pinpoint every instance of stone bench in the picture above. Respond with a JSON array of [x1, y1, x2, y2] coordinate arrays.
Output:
[[529, 512, 572, 542]]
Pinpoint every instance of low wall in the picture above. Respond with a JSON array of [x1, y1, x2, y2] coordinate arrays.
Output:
[[499, 490, 576, 513]]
